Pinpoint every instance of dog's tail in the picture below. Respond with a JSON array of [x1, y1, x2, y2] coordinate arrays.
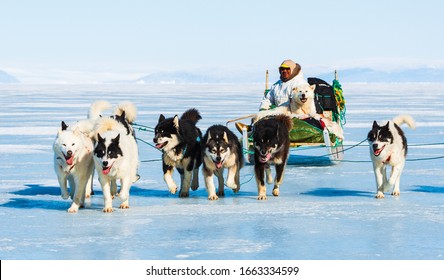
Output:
[[276, 114, 293, 131], [114, 101, 137, 123], [180, 108, 202, 125], [392, 114, 416, 130], [89, 100, 112, 119]]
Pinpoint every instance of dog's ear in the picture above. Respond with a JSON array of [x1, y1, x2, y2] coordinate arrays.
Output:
[[310, 84, 316, 91], [97, 133, 104, 142], [158, 114, 165, 123], [173, 115, 179, 130], [223, 131, 229, 143], [112, 133, 120, 144], [61, 121, 68, 131], [372, 120, 379, 129], [206, 131, 212, 143]]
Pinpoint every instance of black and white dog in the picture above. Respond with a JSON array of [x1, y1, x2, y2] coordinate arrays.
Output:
[[93, 102, 139, 212], [153, 108, 202, 197], [367, 114, 416, 198], [252, 115, 293, 200], [202, 125, 244, 200]]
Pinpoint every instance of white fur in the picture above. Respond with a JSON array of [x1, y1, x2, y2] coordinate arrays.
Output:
[[53, 121, 96, 213], [93, 116, 139, 212], [369, 115, 416, 198]]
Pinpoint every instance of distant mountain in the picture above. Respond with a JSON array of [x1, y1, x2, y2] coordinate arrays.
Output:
[[0, 70, 20, 84], [316, 67, 444, 83], [126, 70, 264, 84], [110, 67, 444, 85]]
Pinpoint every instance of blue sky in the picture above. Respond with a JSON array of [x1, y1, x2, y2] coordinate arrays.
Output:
[[1, 0, 443, 83]]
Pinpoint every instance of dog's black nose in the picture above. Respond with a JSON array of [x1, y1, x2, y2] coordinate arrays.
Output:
[[301, 94, 306, 98], [372, 144, 379, 150], [102, 161, 108, 167], [67, 150, 72, 157]]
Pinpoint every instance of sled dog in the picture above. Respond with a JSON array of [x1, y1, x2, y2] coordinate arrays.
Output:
[[53, 100, 111, 212], [93, 102, 139, 212], [252, 114, 293, 200], [153, 108, 202, 197], [202, 125, 244, 200], [367, 114, 416, 198]]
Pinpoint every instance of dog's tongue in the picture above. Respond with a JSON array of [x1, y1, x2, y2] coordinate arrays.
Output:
[[260, 153, 271, 163], [102, 166, 112, 175], [374, 147, 384, 156], [216, 161, 223, 169], [66, 156, 74, 165], [155, 143, 166, 149]]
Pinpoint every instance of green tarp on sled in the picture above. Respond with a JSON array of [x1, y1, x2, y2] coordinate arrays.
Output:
[[289, 118, 337, 144]]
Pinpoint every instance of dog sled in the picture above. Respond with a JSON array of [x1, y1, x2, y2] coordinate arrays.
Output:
[[229, 71, 346, 166]]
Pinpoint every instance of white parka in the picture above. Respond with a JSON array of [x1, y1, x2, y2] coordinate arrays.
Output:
[[259, 70, 306, 110]]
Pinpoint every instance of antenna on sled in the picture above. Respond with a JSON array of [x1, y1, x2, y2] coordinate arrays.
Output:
[[335, 70, 338, 80], [264, 70, 269, 96]]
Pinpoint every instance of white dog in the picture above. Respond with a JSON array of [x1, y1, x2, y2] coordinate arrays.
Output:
[[53, 100, 111, 213], [93, 102, 139, 212], [367, 114, 416, 198], [289, 83, 319, 119]]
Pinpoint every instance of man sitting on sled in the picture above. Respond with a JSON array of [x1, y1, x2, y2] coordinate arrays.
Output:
[[235, 59, 306, 132]]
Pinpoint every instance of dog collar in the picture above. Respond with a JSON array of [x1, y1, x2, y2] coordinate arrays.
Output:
[[383, 152, 392, 163]]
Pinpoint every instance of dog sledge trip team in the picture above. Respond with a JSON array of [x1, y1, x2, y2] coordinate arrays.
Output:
[[53, 59, 416, 213]]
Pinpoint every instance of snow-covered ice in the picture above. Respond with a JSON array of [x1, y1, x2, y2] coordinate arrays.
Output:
[[0, 82, 443, 260]]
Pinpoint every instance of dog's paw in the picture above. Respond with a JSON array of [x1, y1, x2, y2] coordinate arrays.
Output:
[[217, 189, 225, 197], [119, 202, 130, 209], [191, 184, 199, 191], [67, 203, 79, 213], [61, 193, 70, 200], [179, 191, 189, 198], [102, 207, 114, 213], [226, 180, 237, 190], [391, 190, 400, 196], [168, 186, 178, 194], [257, 194, 267, 200], [208, 195, 219, 201], [272, 188, 280, 197], [375, 192, 385, 199]]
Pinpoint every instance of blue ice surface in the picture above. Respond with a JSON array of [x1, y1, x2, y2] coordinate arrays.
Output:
[[0, 83, 443, 260]]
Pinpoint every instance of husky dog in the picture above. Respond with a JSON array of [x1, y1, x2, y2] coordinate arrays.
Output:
[[93, 103, 139, 212], [53, 101, 110, 212], [290, 83, 319, 119], [202, 125, 244, 200], [367, 114, 416, 198], [153, 108, 202, 197], [252, 115, 293, 200]]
